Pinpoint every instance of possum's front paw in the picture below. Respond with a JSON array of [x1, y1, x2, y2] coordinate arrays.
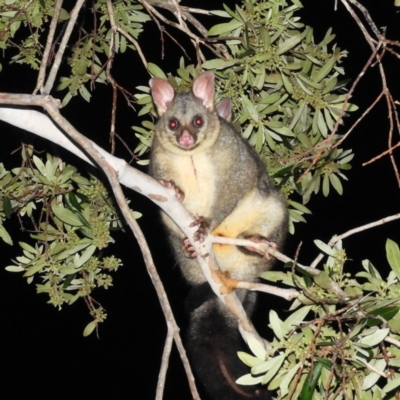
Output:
[[182, 238, 198, 258], [159, 179, 184, 202], [182, 215, 209, 258], [189, 214, 208, 243], [244, 234, 278, 259]]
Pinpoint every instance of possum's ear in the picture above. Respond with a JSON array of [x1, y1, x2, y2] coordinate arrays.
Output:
[[149, 78, 175, 115], [216, 98, 232, 122], [192, 71, 215, 111]]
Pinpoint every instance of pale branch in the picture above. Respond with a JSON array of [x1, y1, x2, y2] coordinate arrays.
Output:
[[156, 323, 175, 400], [385, 336, 400, 348], [211, 235, 325, 280], [235, 281, 299, 301], [43, 0, 86, 94], [363, 361, 390, 378], [211, 235, 306, 268], [309, 213, 400, 270], [34, 0, 63, 94]]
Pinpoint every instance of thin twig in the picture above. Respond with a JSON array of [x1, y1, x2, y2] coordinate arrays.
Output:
[[156, 323, 175, 400], [310, 213, 400, 269], [43, 0, 86, 94], [106, 0, 118, 155], [34, 0, 63, 94]]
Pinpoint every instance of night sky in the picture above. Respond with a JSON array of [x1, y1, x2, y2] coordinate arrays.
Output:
[[1, 1, 400, 399]]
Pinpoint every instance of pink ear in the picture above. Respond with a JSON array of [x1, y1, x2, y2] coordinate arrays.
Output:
[[192, 71, 215, 110], [149, 78, 175, 115], [216, 98, 232, 122]]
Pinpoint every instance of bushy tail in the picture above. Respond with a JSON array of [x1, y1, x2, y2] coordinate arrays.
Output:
[[185, 285, 271, 400]]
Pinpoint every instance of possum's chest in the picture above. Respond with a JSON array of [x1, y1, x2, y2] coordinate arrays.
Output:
[[168, 153, 215, 217]]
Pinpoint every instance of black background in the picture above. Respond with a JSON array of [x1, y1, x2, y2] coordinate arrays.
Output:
[[1, 1, 400, 399]]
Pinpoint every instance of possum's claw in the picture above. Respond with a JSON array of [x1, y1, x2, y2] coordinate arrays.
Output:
[[244, 234, 278, 259], [159, 179, 184, 202]]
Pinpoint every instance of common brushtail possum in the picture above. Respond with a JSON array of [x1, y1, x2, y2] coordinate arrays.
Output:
[[149, 71, 288, 400]]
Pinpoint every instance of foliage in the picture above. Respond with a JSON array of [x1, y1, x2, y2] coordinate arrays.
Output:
[[0, 0, 150, 104], [236, 238, 400, 399], [0, 145, 129, 335]]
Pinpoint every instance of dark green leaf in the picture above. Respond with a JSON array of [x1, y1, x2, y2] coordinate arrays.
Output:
[[386, 239, 400, 280], [300, 361, 323, 400], [3, 195, 12, 218]]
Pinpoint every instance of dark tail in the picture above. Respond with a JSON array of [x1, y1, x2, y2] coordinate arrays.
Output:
[[185, 285, 271, 400]]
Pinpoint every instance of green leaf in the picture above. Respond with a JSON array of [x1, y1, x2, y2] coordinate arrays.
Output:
[[5, 266, 24, 272], [313, 271, 333, 290], [329, 173, 343, 195], [3, 195, 12, 217], [386, 239, 400, 280], [300, 361, 323, 400], [359, 328, 389, 347], [314, 240, 335, 256], [0, 225, 13, 245], [362, 359, 387, 390], [245, 333, 267, 360], [383, 373, 400, 393], [252, 353, 285, 376], [33, 155, 46, 176], [19, 241, 37, 254], [23, 263, 43, 277], [322, 174, 330, 196], [147, 63, 167, 79], [314, 49, 339, 83], [368, 306, 400, 323], [83, 320, 97, 337], [284, 306, 312, 328], [209, 10, 230, 17], [269, 309, 290, 340], [281, 72, 293, 94], [280, 362, 302, 397], [75, 245, 97, 267], [236, 373, 263, 385], [52, 205, 84, 227], [288, 200, 312, 214], [262, 353, 285, 385], [242, 95, 259, 122], [237, 351, 264, 367], [278, 29, 307, 55], [202, 58, 238, 70], [208, 19, 243, 36]]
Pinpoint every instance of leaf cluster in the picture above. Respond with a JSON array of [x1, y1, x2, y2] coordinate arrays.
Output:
[[0, 145, 137, 335], [0, 0, 150, 105], [238, 239, 400, 399]]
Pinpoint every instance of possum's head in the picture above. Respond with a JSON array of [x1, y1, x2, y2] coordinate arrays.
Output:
[[150, 72, 221, 155]]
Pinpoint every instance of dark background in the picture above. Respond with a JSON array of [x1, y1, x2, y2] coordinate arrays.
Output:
[[1, 1, 400, 399]]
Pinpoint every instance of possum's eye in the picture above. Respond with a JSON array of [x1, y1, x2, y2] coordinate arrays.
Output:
[[193, 116, 203, 127], [169, 118, 179, 130]]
